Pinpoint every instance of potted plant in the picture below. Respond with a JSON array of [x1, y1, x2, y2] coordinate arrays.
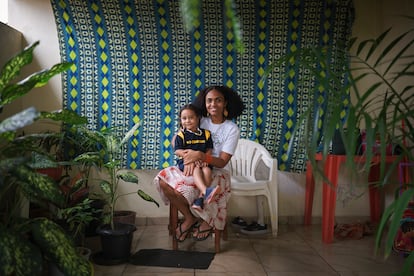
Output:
[[55, 197, 98, 258], [182, 5, 413, 270], [183, 5, 413, 271], [270, 16, 414, 274], [0, 41, 92, 276], [72, 122, 159, 263], [17, 111, 90, 220]]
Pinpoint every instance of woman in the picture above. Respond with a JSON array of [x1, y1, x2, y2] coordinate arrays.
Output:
[[153, 85, 245, 241]]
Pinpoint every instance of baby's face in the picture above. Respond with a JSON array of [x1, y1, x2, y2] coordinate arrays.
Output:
[[180, 109, 199, 132]]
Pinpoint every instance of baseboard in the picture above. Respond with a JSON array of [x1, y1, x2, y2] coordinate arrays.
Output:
[[277, 215, 372, 225], [135, 215, 372, 226]]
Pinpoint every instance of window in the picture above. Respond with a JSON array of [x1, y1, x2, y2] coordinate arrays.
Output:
[[0, 1, 8, 23]]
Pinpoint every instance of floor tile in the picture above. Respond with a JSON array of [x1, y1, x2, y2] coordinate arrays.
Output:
[[88, 223, 409, 275]]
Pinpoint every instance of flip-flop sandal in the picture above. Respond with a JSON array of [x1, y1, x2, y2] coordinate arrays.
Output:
[[174, 221, 197, 242], [193, 224, 214, 241]]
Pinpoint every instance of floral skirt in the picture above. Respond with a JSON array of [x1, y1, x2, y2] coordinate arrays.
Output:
[[153, 166, 231, 230]]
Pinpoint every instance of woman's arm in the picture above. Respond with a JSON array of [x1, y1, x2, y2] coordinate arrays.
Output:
[[197, 148, 213, 167], [182, 121, 239, 169], [174, 149, 185, 158], [202, 151, 232, 168], [182, 149, 232, 169], [182, 149, 203, 164]]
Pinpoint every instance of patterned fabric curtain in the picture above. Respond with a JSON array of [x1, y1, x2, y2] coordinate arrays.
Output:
[[51, 0, 354, 172]]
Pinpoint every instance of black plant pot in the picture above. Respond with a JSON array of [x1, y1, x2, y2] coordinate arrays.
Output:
[[95, 223, 136, 264]]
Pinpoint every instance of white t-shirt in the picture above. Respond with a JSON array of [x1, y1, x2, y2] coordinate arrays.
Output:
[[200, 117, 240, 157]]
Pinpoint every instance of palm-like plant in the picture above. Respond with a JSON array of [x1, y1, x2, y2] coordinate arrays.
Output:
[[179, 0, 243, 52], [271, 16, 414, 274], [0, 42, 91, 276], [179, 2, 414, 272]]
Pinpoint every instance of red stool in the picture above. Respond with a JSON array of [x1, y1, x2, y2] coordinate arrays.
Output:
[[304, 154, 398, 243]]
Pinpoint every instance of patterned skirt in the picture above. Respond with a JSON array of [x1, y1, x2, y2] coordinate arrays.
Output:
[[153, 166, 231, 230]]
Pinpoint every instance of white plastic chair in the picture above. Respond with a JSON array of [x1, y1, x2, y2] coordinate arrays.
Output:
[[228, 139, 279, 236]]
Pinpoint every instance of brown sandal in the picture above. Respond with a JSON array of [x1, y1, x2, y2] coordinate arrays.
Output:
[[334, 223, 364, 240]]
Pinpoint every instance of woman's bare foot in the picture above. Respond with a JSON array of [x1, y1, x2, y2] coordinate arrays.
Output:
[[193, 220, 213, 241]]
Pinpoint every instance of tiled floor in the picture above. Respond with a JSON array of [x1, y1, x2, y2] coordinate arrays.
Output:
[[87, 222, 408, 275]]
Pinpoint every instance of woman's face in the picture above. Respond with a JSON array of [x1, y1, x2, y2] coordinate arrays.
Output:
[[205, 89, 226, 118]]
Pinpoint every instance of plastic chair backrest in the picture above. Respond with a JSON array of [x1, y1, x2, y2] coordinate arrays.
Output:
[[228, 139, 275, 181]]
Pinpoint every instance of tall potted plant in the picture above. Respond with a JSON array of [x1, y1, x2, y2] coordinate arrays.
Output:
[[0, 41, 92, 275], [270, 16, 414, 274], [182, 1, 413, 271], [72, 123, 159, 263]]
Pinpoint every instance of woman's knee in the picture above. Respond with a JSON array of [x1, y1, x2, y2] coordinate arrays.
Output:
[[159, 179, 167, 189], [158, 178, 190, 205], [159, 179, 177, 197], [159, 180, 170, 194]]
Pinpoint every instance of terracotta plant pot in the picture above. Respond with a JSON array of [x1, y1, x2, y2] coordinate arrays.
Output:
[[76, 246, 92, 260], [37, 167, 63, 182], [113, 210, 136, 225]]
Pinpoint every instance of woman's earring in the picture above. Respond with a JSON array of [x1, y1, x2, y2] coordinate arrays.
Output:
[[223, 108, 228, 118]]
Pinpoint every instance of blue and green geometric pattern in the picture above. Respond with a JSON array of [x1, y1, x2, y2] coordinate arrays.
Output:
[[51, 0, 354, 172]]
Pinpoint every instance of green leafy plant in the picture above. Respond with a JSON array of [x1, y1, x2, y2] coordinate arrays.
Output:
[[0, 41, 91, 276], [73, 122, 159, 230], [179, 0, 244, 53], [180, 4, 413, 272], [270, 16, 414, 274], [56, 197, 98, 246]]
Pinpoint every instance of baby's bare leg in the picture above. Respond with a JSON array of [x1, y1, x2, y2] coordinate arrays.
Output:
[[202, 167, 212, 187], [193, 166, 207, 195]]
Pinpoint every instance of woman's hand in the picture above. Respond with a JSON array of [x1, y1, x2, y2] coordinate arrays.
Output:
[[182, 149, 203, 165], [183, 162, 195, 176], [182, 148, 232, 169]]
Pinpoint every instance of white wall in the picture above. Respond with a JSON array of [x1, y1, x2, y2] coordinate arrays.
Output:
[[6, 0, 412, 223], [8, 0, 63, 133], [0, 0, 7, 23]]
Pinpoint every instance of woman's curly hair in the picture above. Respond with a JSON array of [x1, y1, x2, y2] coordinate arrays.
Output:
[[193, 85, 245, 120]]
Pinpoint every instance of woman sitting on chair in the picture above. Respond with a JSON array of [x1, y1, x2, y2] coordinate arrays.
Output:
[[153, 85, 245, 241]]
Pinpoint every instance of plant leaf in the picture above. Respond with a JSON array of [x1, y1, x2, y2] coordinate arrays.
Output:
[[118, 171, 139, 184], [179, 0, 201, 33], [0, 41, 38, 93], [0, 227, 43, 276], [1, 62, 73, 106], [14, 165, 65, 206], [0, 107, 40, 134], [30, 218, 91, 276], [120, 121, 141, 146], [137, 189, 159, 207], [39, 109, 87, 125], [100, 180, 112, 195]]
